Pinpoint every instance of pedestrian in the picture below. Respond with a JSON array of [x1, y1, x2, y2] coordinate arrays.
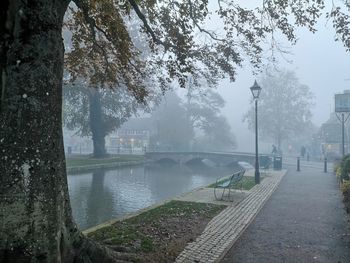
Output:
[[272, 144, 277, 155]]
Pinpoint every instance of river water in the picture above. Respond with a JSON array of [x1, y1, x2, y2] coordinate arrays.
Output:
[[67, 163, 234, 230]]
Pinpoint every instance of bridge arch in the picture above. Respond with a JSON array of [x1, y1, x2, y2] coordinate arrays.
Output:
[[145, 151, 257, 167]]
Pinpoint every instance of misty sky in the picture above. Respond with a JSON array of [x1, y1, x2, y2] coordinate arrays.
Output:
[[214, 7, 350, 152]]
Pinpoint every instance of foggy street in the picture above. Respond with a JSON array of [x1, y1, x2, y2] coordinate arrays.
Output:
[[221, 160, 350, 263]]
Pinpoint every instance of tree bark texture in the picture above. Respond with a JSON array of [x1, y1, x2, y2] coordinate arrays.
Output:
[[0, 1, 119, 262], [89, 88, 107, 158]]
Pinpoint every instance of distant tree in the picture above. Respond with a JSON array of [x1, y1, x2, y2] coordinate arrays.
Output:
[[185, 83, 237, 151], [150, 92, 193, 151], [63, 81, 146, 157], [194, 116, 237, 152], [149, 85, 236, 151], [186, 84, 224, 129], [243, 70, 314, 150]]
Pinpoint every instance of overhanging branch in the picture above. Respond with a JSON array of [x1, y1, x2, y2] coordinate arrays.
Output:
[[127, 0, 176, 50], [72, 0, 111, 75], [188, 0, 225, 42]]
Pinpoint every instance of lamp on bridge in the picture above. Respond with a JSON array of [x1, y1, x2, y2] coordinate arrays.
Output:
[[250, 80, 262, 184]]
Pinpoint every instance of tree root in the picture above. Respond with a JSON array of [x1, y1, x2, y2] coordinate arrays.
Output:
[[73, 236, 129, 263]]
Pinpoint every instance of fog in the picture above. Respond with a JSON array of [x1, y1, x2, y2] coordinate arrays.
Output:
[[62, 1, 350, 155], [216, 12, 350, 152], [6, 2, 350, 262]]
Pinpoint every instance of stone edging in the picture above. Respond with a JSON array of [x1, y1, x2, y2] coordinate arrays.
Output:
[[66, 160, 148, 173]]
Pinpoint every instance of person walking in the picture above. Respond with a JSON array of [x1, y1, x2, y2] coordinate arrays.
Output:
[[271, 145, 277, 155]]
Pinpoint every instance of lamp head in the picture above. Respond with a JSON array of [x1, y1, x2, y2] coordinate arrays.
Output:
[[250, 80, 262, 99]]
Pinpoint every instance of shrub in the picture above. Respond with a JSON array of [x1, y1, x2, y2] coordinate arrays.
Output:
[[335, 164, 342, 180], [342, 180, 350, 214], [334, 158, 342, 173], [341, 180, 350, 194], [340, 155, 350, 181]]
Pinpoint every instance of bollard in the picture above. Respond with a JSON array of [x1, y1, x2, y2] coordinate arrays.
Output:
[[324, 158, 327, 173], [297, 157, 300, 172]]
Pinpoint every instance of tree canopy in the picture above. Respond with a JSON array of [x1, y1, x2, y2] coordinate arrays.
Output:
[[150, 91, 192, 151], [150, 87, 236, 152], [243, 69, 314, 149], [185, 82, 237, 151], [63, 0, 327, 99]]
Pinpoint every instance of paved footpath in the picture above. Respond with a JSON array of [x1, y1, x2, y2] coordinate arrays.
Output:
[[176, 170, 287, 263], [221, 161, 350, 263]]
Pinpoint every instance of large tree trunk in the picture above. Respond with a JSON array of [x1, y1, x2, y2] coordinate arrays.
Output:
[[0, 1, 116, 262], [89, 88, 108, 158]]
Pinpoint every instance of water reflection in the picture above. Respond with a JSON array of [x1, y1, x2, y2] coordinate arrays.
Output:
[[68, 164, 234, 230], [86, 170, 114, 228]]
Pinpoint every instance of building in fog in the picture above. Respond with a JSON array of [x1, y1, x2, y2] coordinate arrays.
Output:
[[318, 113, 345, 158], [63, 118, 158, 154], [107, 118, 157, 153]]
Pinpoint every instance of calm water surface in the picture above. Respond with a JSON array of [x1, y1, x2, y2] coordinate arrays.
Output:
[[67, 164, 234, 230]]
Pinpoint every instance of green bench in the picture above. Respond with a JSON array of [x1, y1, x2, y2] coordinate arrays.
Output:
[[259, 155, 272, 175], [214, 169, 245, 201], [259, 155, 271, 169]]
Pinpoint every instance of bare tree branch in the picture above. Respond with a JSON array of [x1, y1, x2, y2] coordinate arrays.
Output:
[[188, 0, 226, 42]]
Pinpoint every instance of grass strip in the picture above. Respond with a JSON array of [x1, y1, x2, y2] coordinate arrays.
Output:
[[66, 154, 144, 167]]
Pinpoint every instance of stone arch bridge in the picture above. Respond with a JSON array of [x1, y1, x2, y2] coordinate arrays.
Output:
[[145, 151, 259, 167]]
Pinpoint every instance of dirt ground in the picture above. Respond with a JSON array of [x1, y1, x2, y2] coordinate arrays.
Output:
[[89, 201, 226, 263], [121, 215, 209, 262]]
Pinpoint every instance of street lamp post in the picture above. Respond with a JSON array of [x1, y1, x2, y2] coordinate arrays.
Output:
[[250, 80, 262, 184]]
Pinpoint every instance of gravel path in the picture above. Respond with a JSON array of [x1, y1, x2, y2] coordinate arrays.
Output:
[[221, 161, 350, 263]]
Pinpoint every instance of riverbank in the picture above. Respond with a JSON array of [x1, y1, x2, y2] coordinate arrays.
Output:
[[66, 154, 146, 173], [83, 169, 286, 262]]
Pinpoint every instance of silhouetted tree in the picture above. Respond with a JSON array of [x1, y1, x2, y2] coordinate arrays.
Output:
[[150, 92, 193, 151], [63, 81, 145, 157], [244, 70, 314, 150], [185, 83, 236, 151]]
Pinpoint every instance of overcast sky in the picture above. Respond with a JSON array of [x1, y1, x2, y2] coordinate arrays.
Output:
[[213, 5, 350, 152]]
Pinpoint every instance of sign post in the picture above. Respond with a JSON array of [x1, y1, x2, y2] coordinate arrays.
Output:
[[335, 92, 350, 157]]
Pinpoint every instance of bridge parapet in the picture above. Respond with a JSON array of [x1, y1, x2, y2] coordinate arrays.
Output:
[[145, 151, 262, 166]]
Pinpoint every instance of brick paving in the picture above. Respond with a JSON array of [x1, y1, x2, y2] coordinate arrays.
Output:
[[175, 170, 287, 263]]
